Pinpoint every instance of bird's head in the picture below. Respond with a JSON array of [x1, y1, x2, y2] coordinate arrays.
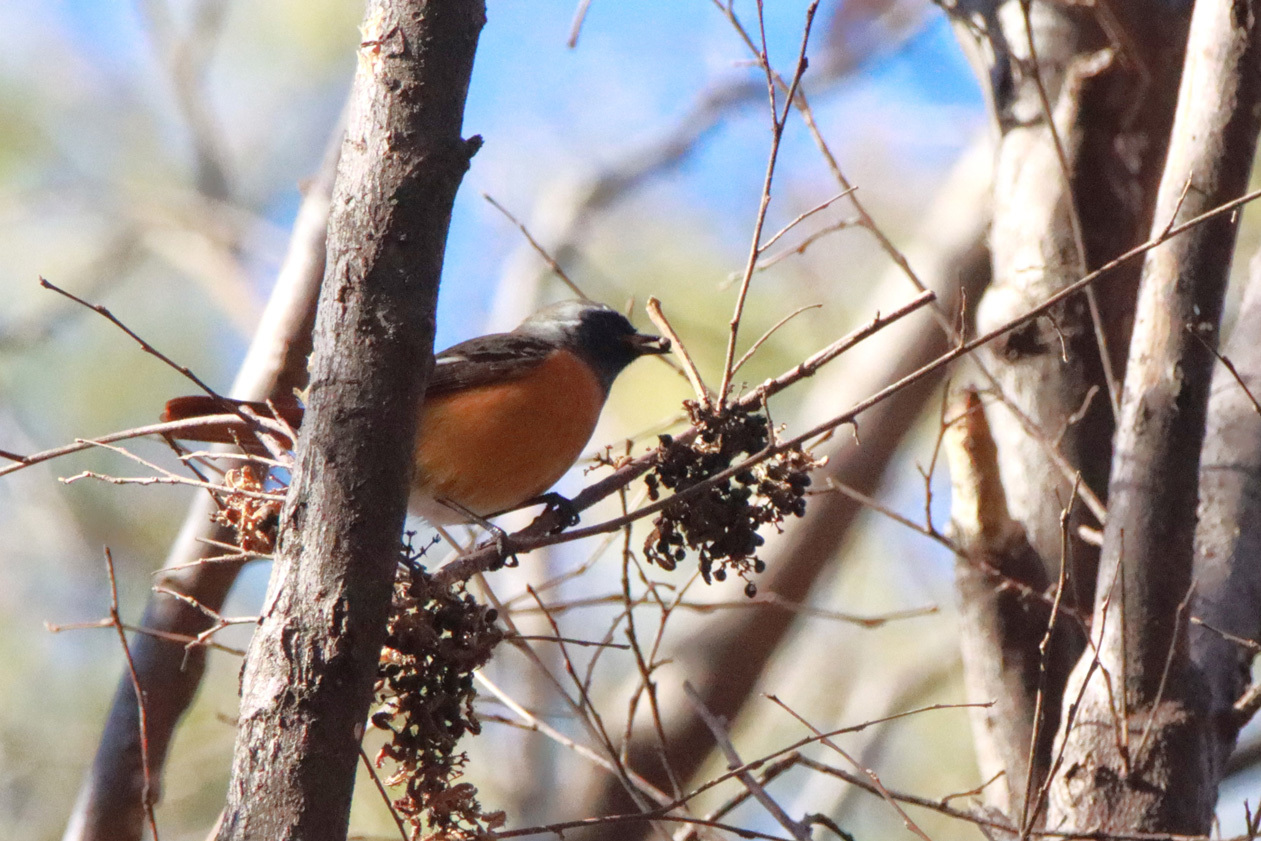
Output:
[[519, 300, 670, 391]]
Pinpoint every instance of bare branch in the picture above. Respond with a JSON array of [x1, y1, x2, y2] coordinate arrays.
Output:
[[573, 139, 994, 841], [684, 683, 812, 841], [717, 1, 821, 403], [645, 297, 713, 411], [482, 192, 588, 300]]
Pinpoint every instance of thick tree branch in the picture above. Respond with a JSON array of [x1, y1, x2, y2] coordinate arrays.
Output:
[[1050, 0, 1261, 832], [215, 2, 484, 838], [947, 3, 1189, 829]]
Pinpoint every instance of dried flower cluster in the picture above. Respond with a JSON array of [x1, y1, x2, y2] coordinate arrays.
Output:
[[644, 400, 815, 596], [211, 467, 282, 553], [373, 561, 505, 840]]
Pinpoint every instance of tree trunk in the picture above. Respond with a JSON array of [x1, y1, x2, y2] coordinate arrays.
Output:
[[215, 1, 485, 837], [1049, 0, 1261, 832], [950, 0, 1190, 821]]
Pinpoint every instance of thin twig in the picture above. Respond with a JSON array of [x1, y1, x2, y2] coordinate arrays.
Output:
[[359, 745, 410, 841], [40, 277, 225, 403], [0, 414, 293, 478], [61, 469, 278, 502], [758, 188, 855, 254], [767, 694, 935, 841], [717, 0, 820, 404], [684, 682, 812, 841], [104, 548, 161, 841], [753, 218, 857, 273], [510, 634, 630, 650], [822, 478, 957, 551], [941, 770, 1007, 807], [1193, 326, 1261, 414], [1191, 617, 1261, 654], [494, 812, 794, 841], [1233, 683, 1261, 728], [796, 754, 1016, 834], [566, 0, 593, 47], [482, 193, 588, 300], [645, 297, 712, 410], [681, 592, 939, 628], [45, 617, 244, 657], [485, 577, 672, 819], [731, 303, 823, 377], [476, 672, 670, 801], [1132, 577, 1197, 766], [687, 754, 802, 837], [1019, 475, 1080, 836]]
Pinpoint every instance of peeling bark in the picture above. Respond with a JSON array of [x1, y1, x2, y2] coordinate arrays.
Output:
[[944, 2, 1196, 830], [948, 390, 1066, 816], [967, 0, 1189, 618]]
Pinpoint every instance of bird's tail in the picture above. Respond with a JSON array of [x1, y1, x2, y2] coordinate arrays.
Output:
[[161, 394, 303, 449]]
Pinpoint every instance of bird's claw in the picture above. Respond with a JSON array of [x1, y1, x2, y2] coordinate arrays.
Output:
[[537, 492, 580, 533]]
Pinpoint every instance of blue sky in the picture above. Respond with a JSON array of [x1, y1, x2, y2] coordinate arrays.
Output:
[[1, 1, 982, 351]]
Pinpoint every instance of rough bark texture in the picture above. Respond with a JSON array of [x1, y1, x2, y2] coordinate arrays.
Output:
[[1049, 0, 1261, 832], [1193, 261, 1261, 785], [215, 2, 484, 838], [62, 112, 343, 841], [579, 143, 992, 840]]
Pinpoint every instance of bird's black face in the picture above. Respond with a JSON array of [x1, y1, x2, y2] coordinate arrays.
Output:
[[518, 300, 670, 390], [571, 306, 670, 389]]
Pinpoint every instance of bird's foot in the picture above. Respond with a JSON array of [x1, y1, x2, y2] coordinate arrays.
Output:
[[528, 492, 580, 533]]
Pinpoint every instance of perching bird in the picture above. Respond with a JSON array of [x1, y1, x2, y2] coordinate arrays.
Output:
[[161, 299, 670, 524]]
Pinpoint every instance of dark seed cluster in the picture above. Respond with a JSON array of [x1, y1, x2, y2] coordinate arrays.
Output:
[[372, 560, 506, 840], [644, 400, 815, 596]]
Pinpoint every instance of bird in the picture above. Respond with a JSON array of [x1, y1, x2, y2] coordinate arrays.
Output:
[[161, 299, 670, 525]]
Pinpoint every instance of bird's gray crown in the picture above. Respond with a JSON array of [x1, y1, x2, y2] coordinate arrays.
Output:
[[517, 300, 665, 391]]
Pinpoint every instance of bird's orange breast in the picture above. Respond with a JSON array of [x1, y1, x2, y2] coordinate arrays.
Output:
[[411, 349, 607, 519]]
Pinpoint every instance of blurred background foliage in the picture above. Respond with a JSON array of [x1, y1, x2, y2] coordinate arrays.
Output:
[[0, 1, 999, 839]]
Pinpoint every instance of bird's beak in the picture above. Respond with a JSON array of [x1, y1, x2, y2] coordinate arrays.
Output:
[[625, 332, 671, 356]]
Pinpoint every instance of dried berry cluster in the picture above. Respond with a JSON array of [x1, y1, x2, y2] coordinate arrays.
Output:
[[372, 562, 505, 840], [211, 467, 282, 553], [644, 401, 815, 596]]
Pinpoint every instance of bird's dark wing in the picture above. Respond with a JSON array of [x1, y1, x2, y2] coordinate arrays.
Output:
[[425, 333, 558, 396], [161, 335, 559, 439]]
